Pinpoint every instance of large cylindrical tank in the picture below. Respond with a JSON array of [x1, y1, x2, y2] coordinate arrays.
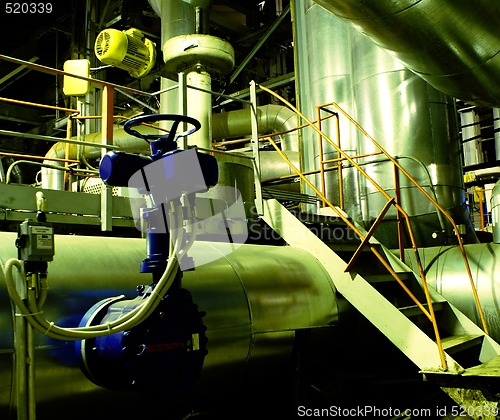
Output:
[[293, 1, 359, 217], [350, 30, 471, 248], [313, 0, 500, 108], [293, 0, 471, 248], [0, 233, 338, 418]]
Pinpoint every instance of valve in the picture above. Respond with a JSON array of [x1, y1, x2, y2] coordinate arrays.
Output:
[[99, 113, 218, 277], [76, 286, 208, 393], [100, 114, 218, 190]]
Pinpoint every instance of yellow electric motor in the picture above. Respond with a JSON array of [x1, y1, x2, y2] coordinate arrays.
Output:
[[95, 28, 156, 78]]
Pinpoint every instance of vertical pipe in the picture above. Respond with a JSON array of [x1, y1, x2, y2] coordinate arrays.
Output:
[[250, 81, 263, 215], [186, 68, 212, 149], [460, 109, 482, 167], [494, 108, 500, 161], [100, 85, 113, 231]]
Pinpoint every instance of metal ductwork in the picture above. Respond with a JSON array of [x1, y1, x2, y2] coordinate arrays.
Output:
[[313, 0, 500, 107], [42, 105, 298, 190], [212, 104, 298, 152]]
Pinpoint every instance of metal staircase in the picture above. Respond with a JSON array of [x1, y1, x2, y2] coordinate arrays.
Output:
[[250, 84, 500, 417], [262, 199, 500, 416]]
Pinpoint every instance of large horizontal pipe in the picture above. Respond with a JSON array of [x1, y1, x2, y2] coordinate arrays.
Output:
[[313, 0, 500, 107], [0, 233, 338, 417], [403, 242, 500, 343]]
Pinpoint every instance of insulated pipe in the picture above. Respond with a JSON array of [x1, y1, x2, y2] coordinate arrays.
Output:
[[212, 104, 298, 152], [313, 0, 500, 107], [41, 105, 297, 189], [403, 242, 500, 343], [150, 0, 234, 150], [460, 109, 483, 167], [0, 233, 338, 417], [41, 126, 155, 190]]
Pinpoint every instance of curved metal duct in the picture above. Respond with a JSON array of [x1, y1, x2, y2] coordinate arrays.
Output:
[[403, 242, 500, 343], [42, 105, 298, 190], [0, 233, 338, 417], [313, 0, 500, 107], [213, 104, 298, 152]]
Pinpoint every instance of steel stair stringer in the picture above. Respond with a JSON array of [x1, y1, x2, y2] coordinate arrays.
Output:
[[262, 198, 500, 416]]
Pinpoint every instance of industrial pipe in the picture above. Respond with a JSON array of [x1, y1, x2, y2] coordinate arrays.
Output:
[[0, 233, 338, 417], [41, 105, 299, 190], [212, 104, 298, 152], [403, 242, 500, 343], [313, 0, 500, 107]]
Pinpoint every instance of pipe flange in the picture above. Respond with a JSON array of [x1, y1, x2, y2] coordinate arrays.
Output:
[[162, 34, 234, 76]]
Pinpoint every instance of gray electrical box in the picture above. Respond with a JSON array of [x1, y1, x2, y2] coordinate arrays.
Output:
[[17, 219, 55, 262]]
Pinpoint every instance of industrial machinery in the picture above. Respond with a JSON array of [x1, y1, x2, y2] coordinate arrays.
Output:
[[2, 1, 500, 419], [95, 28, 157, 78]]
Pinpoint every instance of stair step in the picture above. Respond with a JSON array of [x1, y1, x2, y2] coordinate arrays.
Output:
[[441, 334, 484, 354], [398, 301, 447, 317], [364, 271, 414, 283], [463, 355, 500, 378]]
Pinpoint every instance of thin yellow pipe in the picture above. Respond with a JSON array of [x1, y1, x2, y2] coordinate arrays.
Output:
[[0, 151, 78, 163], [0, 96, 78, 114]]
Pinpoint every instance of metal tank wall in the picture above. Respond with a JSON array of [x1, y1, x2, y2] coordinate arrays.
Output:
[[292, 0, 359, 219], [0, 233, 338, 418], [350, 30, 471, 247], [292, 0, 472, 248], [313, 0, 500, 108]]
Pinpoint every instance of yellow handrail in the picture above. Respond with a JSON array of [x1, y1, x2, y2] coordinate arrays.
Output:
[[320, 101, 489, 336], [257, 84, 489, 371], [263, 132, 447, 370]]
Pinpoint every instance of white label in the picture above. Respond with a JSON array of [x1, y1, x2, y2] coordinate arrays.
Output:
[[31, 226, 53, 235], [37, 234, 53, 250]]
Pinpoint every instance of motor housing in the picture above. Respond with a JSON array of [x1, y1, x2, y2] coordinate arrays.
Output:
[[76, 287, 207, 394], [95, 28, 156, 78]]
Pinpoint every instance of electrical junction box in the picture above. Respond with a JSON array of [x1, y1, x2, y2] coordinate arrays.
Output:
[[17, 220, 55, 262], [63, 59, 90, 96]]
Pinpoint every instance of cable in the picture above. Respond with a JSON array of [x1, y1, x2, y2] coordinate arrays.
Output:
[[3, 226, 182, 341]]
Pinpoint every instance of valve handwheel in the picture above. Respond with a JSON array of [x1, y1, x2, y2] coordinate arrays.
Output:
[[124, 113, 201, 144]]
